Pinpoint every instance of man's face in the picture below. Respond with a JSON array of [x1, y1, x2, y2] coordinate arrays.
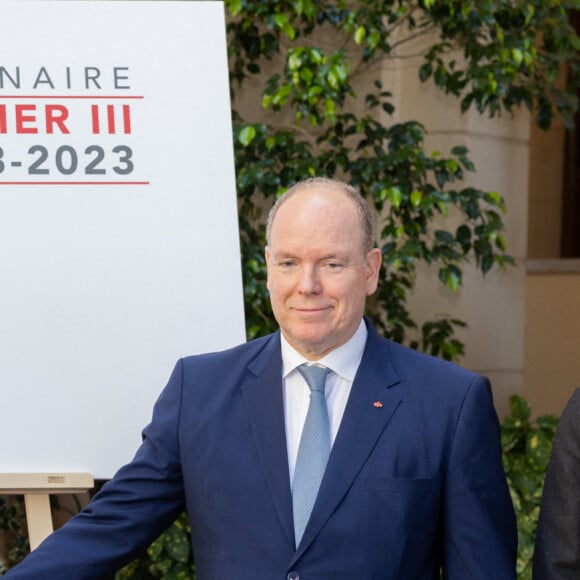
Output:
[[265, 185, 382, 360]]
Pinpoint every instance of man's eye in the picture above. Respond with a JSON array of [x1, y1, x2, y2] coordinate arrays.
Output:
[[280, 260, 296, 268], [326, 262, 342, 270]]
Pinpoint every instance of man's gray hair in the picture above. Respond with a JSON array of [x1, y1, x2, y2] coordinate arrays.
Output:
[[266, 177, 375, 254]]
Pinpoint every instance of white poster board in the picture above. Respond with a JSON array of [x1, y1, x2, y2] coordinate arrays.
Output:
[[0, 1, 246, 478]]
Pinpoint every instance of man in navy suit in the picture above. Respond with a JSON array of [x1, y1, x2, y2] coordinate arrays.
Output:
[[6, 177, 517, 579]]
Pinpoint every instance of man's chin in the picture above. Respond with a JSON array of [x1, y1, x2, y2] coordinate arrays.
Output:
[[288, 331, 334, 359]]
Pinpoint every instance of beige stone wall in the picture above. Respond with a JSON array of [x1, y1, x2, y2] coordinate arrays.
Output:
[[524, 264, 580, 417], [389, 34, 530, 417], [527, 120, 566, 258], [523, 116, 580, 419]]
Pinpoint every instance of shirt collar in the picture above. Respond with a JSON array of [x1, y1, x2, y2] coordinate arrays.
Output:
[[280, 319, 368, 381]]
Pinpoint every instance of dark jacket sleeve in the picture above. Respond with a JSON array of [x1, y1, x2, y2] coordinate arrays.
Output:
[[3, 360, 188, 580], [533, 388, 580, 579], [442, 375, 518, 579]]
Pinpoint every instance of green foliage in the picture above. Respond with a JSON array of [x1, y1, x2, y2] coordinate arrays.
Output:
[[422, 0, 580, 129], [228, 0, 579, 128], [228, 0, 577, 352], [115, 512, 194, 580], [0, 496, 28, 574], [501, 395, 559, 580], [421, 316, 467, 361]]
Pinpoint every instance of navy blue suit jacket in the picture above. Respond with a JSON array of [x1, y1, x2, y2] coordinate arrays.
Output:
[[7, 321, 517, 579]]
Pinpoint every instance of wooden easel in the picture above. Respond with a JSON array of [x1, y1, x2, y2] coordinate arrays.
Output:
[[0, 473, 94, 550]]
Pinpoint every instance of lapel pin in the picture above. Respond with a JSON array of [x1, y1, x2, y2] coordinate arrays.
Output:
[[373, 401, 383, 408]]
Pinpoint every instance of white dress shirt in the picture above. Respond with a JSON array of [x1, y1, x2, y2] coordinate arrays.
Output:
[[281, 319, 368, 485]]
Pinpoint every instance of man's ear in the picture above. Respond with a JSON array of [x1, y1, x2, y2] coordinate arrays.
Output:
[[265, 246, 272, 291], [365, 248, 382, 295]]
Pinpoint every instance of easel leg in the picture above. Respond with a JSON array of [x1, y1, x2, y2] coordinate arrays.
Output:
[[0, 473, 93, 551], [23, 494, 53, 550]]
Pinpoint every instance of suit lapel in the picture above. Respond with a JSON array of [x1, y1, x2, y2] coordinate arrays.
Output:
[[240, 325, 404, 557], [293, 325, 402, 559], [241, 333, 295, 548]]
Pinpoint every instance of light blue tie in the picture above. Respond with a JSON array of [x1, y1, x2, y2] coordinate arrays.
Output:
[[292, 364, 331, 548]]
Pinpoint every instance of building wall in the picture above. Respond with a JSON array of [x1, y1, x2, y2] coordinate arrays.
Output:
[[385, 31, 579, 420], [527, 119, 566, 258], [387, 34, 530, 417], [524, 80, 577, 418], [524, 263, 580, 417]]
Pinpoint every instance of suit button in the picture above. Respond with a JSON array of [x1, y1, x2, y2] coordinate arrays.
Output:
[[287, 572, 300, 580]]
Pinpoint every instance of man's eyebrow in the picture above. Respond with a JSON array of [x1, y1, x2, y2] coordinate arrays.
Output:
[[272, 251, 297, 259]]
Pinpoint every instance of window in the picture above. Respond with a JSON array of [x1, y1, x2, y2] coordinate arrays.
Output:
[[561, 10, 580, 257]]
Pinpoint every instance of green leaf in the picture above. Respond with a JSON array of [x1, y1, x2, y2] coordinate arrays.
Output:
[[536, 415, 558, 432], [511, 49, 523, 66], [146, 536, 164, 560], [456, 224, 471, 251], [438, 266, 461, 292], [446, 159, 459, 173], [324, 98, 336, 120], [354, 26, 366, 45], [484, 191, 506, 211], [527, 429, 552, 471], [163, 526, 191, 564], [288, 52, 301, 71], [451, 145, 468, 155], [410, 190, 423, 208], [165, 562, 194, 580], [435, 230, 456, 245], [509, 395, 531, 422], [227, 0, 242, 17], [419, 63, 432, 82], [387, 186, 402, 210], [238, 125, 256, 146]]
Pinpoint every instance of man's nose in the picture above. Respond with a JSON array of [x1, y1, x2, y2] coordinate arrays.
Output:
[[297, 265, 321, 294]]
